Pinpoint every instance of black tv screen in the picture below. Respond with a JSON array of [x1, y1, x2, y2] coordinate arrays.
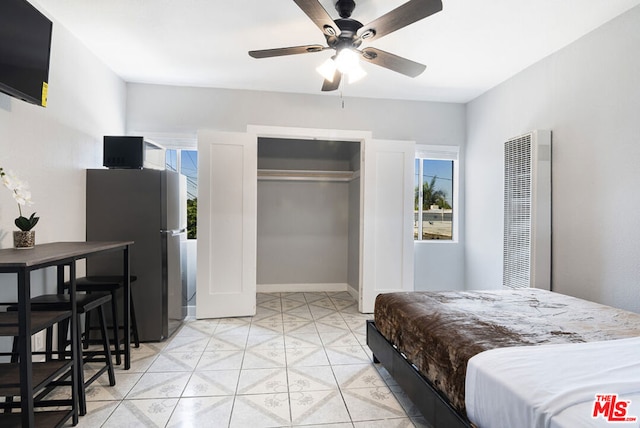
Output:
[[0, 0, 53, 107]]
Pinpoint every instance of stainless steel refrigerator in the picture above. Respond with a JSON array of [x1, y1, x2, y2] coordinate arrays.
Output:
[[86, 169, 187, 341]]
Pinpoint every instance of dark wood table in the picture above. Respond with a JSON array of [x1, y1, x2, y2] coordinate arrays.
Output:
[[0, 241, 133, 427]]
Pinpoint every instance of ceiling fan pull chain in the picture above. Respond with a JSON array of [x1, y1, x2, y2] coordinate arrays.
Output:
[[341, 90, 345, 109]]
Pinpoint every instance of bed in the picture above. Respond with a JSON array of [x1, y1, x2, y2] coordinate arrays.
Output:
[[366, 289, 640, 428]]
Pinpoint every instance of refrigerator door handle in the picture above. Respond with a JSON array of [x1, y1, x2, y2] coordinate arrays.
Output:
[[161, 228, 187, 236]]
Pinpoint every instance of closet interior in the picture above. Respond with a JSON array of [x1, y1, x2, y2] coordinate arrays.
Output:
[[256, 137, 361, 298]]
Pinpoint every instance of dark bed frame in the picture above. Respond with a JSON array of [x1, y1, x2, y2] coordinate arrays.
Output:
[[366, 320, 473, 428]]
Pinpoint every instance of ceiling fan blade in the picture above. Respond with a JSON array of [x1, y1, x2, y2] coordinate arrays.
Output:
[[360, 47, 426, 77], [293, 0, 341, 37], [357, 0, 442, 42], [249, 44, 326, 59], [321, 71, 342, 91]]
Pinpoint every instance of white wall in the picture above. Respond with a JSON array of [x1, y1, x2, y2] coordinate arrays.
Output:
[[465, 6, 640, 313], [0, 4, 126, 296], [126, 84, 465, 144], [415, 241, 465, 291], [257, 180, 350, 287], [126, 84, 467, 291], [348, 176, 361, 294]]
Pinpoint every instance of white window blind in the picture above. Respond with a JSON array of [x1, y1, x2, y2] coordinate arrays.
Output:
[[415, 144, 459, 160]]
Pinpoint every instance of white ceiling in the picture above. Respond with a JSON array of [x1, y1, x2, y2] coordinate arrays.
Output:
[[35, 0, 640, 103]]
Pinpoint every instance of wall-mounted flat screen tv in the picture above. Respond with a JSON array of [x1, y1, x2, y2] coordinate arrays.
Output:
[[0, 0, 53, 107]]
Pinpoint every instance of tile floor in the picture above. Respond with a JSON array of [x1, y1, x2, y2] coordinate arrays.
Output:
[[63, 292, 429, 427]]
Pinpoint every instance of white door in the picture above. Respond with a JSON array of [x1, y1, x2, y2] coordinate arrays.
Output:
[[196, 130, 257, 318], [360, 139, 415, 313]]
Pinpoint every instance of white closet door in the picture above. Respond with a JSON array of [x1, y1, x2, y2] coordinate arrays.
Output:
[[196, 130, 257, 318], [360, 139, 415, 313]]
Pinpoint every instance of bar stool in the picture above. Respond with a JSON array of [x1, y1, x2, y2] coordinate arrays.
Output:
[[8, 292, 115, 416], [66, 276, 140, 366]]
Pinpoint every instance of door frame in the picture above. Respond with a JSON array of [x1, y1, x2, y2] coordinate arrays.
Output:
[[247, 125, 415, 314], [247, 125, 371, 306]]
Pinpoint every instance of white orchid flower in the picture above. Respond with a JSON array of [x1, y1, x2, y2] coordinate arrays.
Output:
[[1, 169, 32, 205], [1, 170, 21, 191], [14, 188, 33, 206], [1, 167, 38, 231]]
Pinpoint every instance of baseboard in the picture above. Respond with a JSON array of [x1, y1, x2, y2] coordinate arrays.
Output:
[[257, 283, 349, 293], [346, 284, 359, 301], [187, 305, 196, 318]]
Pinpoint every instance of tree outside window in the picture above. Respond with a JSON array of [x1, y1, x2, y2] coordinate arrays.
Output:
[[166, 149, 198, 239], [414, 158, 454, 240]]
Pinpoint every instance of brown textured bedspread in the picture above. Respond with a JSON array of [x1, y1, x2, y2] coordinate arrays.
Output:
[[374, 289, 640, 415]]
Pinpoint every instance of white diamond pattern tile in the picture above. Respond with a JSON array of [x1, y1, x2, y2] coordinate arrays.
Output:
[[101, 398, 178, 427], [229, 393, 291, 427], [290, 389, 351, 425], [196, 350, 244, 371], [147, 351, 202, 372], [182, 370, 240, 397], [85, 292, 420, 427], [167, 396, 234, 427], [242, 347, 287, 369], [237, 368, 288, 395], [126, 372, 191, 399], [285, 346, 330, 367], [332, 363, 388, 389], [342, 386, 407, 421], [287, 365, 338, 392], [206, 334, 248, 352]]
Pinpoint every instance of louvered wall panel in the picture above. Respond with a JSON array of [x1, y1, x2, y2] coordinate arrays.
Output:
[[503, 131, 551, 290]]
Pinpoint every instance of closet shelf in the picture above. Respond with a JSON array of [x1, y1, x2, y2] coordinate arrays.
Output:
[[258, 169, 358, 182]]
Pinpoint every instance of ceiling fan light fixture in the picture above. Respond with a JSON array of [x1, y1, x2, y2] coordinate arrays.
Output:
[[336, 48, 367, 83], [316, 49, 367, 85], [334, 48, 359, 74], [316, 57, 338, 82], [347, 62, 367, 83]]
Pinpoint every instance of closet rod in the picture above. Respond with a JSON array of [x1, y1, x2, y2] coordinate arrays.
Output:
[[257, 169, 356, 182]]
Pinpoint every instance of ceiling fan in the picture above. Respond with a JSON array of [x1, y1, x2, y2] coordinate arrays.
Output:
[[248, 0, 443, 91]]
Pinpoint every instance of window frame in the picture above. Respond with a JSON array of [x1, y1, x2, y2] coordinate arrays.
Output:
[[414, 144, 459, 243]]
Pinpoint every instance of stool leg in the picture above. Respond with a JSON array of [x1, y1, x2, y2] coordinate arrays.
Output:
[[97, 305, 116, 386], [3, 338, 19, 413], [110, 289, 122, 365], [76, 320, 87, 416], [45, 326, 54, 361], [10, 337, 18, 363], [57, 318, 68, 360], [58, 318, 70, 360], [56, 317, 84, 416], [130, 291, 140, 348], [83, 307, 91, 350]]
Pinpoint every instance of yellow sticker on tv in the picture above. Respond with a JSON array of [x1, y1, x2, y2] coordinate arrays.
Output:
[[41, 82, 48, 107]]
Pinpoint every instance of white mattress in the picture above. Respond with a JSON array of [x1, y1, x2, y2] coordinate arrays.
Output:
[[465, 336, 640, 428]]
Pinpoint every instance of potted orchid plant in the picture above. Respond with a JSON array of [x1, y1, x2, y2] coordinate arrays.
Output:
[[1, 167, 39, 248]]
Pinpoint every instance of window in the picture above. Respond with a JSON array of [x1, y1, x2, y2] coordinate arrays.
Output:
[[165, 150, 178, 172], [166, 149, 198, 239], [414, 145, 458, 241]]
